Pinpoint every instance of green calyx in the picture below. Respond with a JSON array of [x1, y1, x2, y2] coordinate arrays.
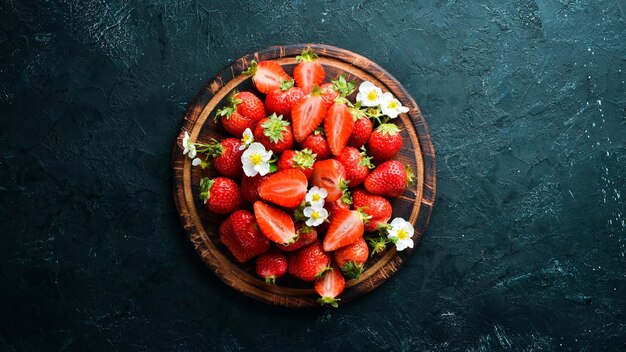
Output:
[[315, 265, 332, 280], [358, 147, 374, 169], [340, 261, 365, 280], [196, 138, 224, 158], [199, 177, 215, 204], [405, 165, 415, 187], [317, 296, 340, 308], [296, 48, 318, 63], [367, 234, 389, 256], [280, 79, 295, 91], [265, 276, 276, 285], [242, 60, 258, 76], [376, 123, 401, 136], [331, 74, 356, 97], [293, 202, 308, 221], [215, 96, 243, 120], [262, 113, 290, 143], [356, 207, 372, 225], [298, 224, 313, 235], [313, 126, 325, 135], [349, 101, 368, 121], [310, 85, 323, 96], [293, 149, 317, 169], [339, 180, 352, 205]]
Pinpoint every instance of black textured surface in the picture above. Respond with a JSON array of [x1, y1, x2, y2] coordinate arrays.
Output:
[[1, 0, 625, 350]]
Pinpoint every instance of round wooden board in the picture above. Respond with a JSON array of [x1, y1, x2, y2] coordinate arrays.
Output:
[[172, 44, 436, 308]]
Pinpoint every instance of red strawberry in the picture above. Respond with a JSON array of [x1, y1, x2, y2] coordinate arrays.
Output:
[[310, 159, 347, 202], [325, 101, 354, 156], [364, 160, 412, 197], [233, 91, 266, 123], [323, 210, 365, 251], [352, 188, 392, 232], [265, 79, 305, 119], [241, 174, 268, 203], [215, 107, 255, 138], [314, 265, 345, 308], [347, 115, 373, 148], [367, 123, 402, 163], [255, 248, 288, 285], [325, 198, 351, 221], [199, 177, 244, 214], [253, 113, 294, 153], [243, 60, 290, 94], [293, 49, 325, 94], [333, 237, 369, 279], [320, 82, 340, 109], [291, 87, 327, 142], [219, 217, 263, 263], [204, 138, 244, 179], [278, 223, 318, 252], [253, 201, 297, 244], [277, 149, 316, 178], [228, 210, 271, 250], [336, 147, 373, 188], [258, 169, 308, 208], [287, 240, 331, 282], [300, 130, 332, 160]]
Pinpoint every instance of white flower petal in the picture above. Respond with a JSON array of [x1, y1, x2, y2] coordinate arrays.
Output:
[[192, 158, 202, 166], [188, 146, 197, 159], [243, 163, 258, 177], [256, 162, 270, 176], [358, 81, 377, 93]]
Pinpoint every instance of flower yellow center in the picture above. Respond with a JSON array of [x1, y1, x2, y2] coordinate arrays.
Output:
[[388, 101, 398, 109], [242, 135, 251, 144], [397, 228, 409, 240], [312, 194, 321, 201], [367, 90, 378, 101], [250, 153, 263, 166], [311, 211, 320, 220]]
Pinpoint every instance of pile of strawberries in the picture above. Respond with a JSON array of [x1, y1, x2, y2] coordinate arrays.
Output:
[[188, 49, 413, 307]]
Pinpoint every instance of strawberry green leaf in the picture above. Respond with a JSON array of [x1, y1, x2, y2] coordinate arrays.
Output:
[[242, 60, 258, 76], [293, 149, 317, 169], [199, 177, 214, 204], [262, 113, 290, 143], [296, 48, 318, 63]]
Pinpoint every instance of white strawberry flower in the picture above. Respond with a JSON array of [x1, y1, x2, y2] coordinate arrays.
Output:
[[356, 81, 383, 107], [241, 142, 273, 177], [305, 186, 328, 206], [387, 217, 414, 251], [182, 131, 195, 157], [379, 92, 409, 119], [239, 128, 254, 151], [192, 157, 202, 166], [303, 203, 329, 227]]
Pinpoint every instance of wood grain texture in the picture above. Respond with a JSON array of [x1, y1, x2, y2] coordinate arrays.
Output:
[[172, 44, 436, 308]]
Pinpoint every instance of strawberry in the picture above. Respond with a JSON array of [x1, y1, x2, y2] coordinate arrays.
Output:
[[314, 265, 345, 308], [321, 74, 356, 108], [258, 169, 308, 208], [287, 240, 331, 282], [241, 174, 268, 203], [291, 87, 327, 142], [310, 159, 347, 202], [264, 79, 305, 119], [325, 198, 351, 221], [253, 113, 294, 153], [278, 223, 318, 252], [255, 248, 287, 285], [219, 217, 264, 263], [336, 146, 373, 188], [325, 101, 354, 156], [233, 91, 266, 123], [320, 83, 340, 109], [367, 123, 402, 163], [293, 49, 325, 94], [243, 60, 290, 94], [300, 130, 332, 160], [347, 115, 373, 148], [277, 149, 316, 178], [215, 105, 255, 138], [333, 237, 369, 279], [364, 160, 412, 197], [203, 138, 244, 179], [253, 201, 297, 244], [323, 210, 366, 251], [199, 177, 244, 214], [352, 188, 392, 232], [228, 210, 271, 251]]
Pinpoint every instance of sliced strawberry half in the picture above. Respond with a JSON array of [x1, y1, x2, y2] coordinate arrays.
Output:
[[243, 60, 290, 94], [325, 101, 354, 156], [291, 88, 327, 142], [294, 49, 325, 94], [314, 265, 345, 308], [310, 159, 347, 203], [253, 201, 297, 245], [258, 169, 308, 208], [323, 210, 365, 251]]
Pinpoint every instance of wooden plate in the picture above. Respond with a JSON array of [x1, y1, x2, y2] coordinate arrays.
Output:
[[172, 44, 436, 308]]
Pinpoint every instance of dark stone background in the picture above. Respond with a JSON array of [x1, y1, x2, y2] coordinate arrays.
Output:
[[1, 0, 625, 350]]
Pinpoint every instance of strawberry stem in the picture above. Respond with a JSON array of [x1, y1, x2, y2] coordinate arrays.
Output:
[[317, 296, 340, 308], [265, 276, 276, 285], [296, 48, 318, 63], [340, 261, 365, 280], [242, 60, 258, 76], [198, 177, 214, 204]]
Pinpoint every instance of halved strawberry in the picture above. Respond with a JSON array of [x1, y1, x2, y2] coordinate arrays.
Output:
[[243, 60, 290, 94], [278, 223, 318, 252], [258, 169, 308, 208], [314, 265, 345, 308], [323, 210, 365, 251], [291, 87, 327, 142], [325, 101, 354, 156], [253, 201, 297, 244], [294, 49, 325, 94], [310, 159, 347, 202]]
